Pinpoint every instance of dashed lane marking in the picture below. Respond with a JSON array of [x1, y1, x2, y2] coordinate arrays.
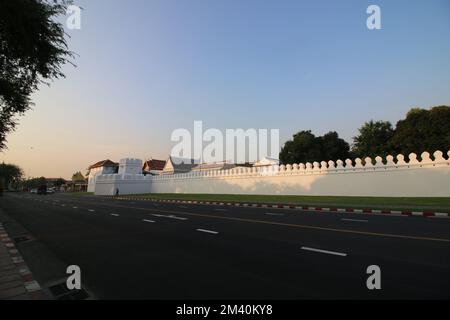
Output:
[[53, 201, 450, 244], [196, 229, 219, 235], [301, 246, 347, 257], [151, 214, 188, 221]]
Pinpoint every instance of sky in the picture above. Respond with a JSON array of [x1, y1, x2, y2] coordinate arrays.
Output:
[[1, 0, 450, 179]]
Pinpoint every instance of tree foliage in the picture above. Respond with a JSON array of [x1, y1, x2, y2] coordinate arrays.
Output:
[[280, 106, 450, 164], [22, 176, 47, 190], [279, 130, 350, 164], [390, 106, 450, 156], [0, 0, 74, 150], [0, 162, 23, 187], [352, 120, 395, 158]]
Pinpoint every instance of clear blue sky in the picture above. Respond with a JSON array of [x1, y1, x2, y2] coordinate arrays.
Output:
[[3, 0, 450, 178]]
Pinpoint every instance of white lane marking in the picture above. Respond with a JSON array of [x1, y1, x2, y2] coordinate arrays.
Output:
[[73, 206, 78, 209], [110, 213, 119, 217], [151, 214, 187, 221], [264, 212, 284, 216], [88, 209, 95, 212], [61, 204, 65, 207], [196, 229, 219, 235], [301, 246, 347, 257], [341, 218, 368, 223], [214, 209, 227, 212], [142, 219, 155, 223]]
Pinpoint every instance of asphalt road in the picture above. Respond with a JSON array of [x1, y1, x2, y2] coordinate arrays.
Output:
[[1, 192, 450, 299]]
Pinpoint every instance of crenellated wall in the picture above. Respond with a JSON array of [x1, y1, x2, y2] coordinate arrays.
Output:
[[95, 151, 450, 197]]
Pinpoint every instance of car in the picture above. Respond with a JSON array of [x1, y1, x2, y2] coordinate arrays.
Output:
[[37, 186, 47, 195], [30, 188, 38, 194]]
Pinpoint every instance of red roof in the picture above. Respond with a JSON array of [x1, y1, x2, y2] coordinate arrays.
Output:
[[143, 159, 166, 171], [88, 159, 118, 170]]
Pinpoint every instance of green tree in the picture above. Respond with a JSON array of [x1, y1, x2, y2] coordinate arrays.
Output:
[[23, 176, 47, 190], [0, 162, 23, 189], [390, 106, 450, 156], [352, 120, 395, 158], [320, 131, 351, 162], [279, 130, 350, 164], [0, 0, 74, 150]]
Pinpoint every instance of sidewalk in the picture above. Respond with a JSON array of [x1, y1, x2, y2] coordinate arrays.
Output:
[[0, 222, 47, 300]]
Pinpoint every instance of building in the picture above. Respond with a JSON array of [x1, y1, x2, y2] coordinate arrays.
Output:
[[87, 159, 119, 192], [253, 156, 280, 167], [191, 161, 238, 172], [142, 159, 166, 175], [161, 156, 198, 175]]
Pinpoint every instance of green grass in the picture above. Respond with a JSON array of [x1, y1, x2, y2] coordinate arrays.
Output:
[[121, 193, 450, 212]]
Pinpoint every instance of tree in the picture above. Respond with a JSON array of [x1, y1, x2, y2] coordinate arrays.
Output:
[[0, 162, 23, 189], [0, 0, 74, 150], [279, 130, 350, 164], [352, 120, 395, 158], [320, 131, 351, 162], [389, 106, 450, 156], [22, 176, 47, 190]]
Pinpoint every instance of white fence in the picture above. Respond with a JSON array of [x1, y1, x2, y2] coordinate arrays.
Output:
[[95, 150, 450, 197]]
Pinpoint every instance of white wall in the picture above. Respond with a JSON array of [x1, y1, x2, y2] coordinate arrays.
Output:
[[87, 166, 117, 192], [94, 151, 450, 197], [95, 174, 152, 195], [118, 158, 142, 175]]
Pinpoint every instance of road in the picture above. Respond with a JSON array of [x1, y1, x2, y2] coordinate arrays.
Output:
[[1, 192, 450, 299]]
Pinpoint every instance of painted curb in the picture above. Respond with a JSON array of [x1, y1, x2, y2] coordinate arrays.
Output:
[[106, 196, 450, 218]]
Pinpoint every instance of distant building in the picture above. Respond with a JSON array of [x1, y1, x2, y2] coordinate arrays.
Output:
[[46, 178, 67, 188], [68, 172, 87, 192], [191, 161, 238, 172], [142, 159, 166, 175], [253, 156, 280, 167], [161, 156, 198, 175], [87, 159, 118, 192]]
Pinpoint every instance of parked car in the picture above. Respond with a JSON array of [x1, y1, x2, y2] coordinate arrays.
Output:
[[30, 188, 38, 194], [37, 185, 47, 195]]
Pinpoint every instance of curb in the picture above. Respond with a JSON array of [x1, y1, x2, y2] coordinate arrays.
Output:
[[0, 222, 47, 300], [105, 196, 450, 218]]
